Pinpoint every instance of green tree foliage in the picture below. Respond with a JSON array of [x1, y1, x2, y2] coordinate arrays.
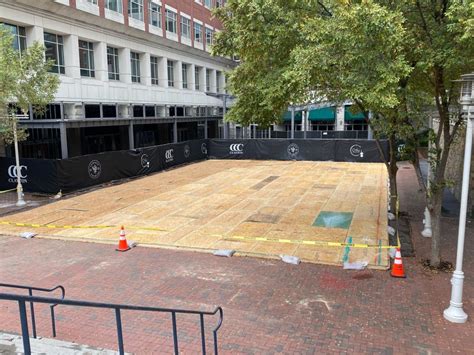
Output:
[[0, 26, 59, 144], [214, 0, 474, 267]]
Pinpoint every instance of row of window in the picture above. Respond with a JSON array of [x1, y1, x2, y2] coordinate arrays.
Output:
[[2, 22, 225, 90], [102, 0, 216, 47]]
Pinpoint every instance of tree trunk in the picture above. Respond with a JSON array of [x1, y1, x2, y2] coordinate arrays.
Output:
[[430, 191, 443, 267], [388, 134, 398, 213]]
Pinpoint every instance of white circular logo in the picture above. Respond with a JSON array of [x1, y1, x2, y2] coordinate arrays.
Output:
[[201, 143, 208, 155], [8, 165, 27, 179], [230, 143, 244, 154], [140, 154, 150, 168], [165, 149, 174, 162], [88, 160, 102, 179], [350, 144, 363, 157], [287, 143, 300, 158], [184, 145, 191, 158]]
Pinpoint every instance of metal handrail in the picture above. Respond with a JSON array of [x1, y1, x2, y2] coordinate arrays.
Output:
[[0, 283, 65, 338], [0, 292, 223, 355]]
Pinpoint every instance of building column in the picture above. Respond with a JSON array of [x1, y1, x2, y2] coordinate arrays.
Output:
[[59, 122, 68, 159], [94, 42, 108, 81], [368, 110, 373, 139], [336, 105, 345, 131], [119, 47, 132, 84], [175, 60, 183, 89], [303, 111, 307, 139], [210, 69, 217, 93], [173, 119, 178, 143], [201, 68, 207, 92], [159, 57, 168, 87], [189, 64, 196, 90], [63, 34, 80, 78], [26, 26, 44, 47], [141, 52, 151, 86], [128, 121, 135, 149], [204, 119, 208, 139]]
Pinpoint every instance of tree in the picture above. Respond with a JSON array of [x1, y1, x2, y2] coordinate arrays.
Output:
[[0, 26, 59, 144], [214, 0, 474, 267]]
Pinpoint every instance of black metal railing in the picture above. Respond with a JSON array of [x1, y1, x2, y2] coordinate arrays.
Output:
[[0, 283, 65, 338], [0, 292, 223, 355]]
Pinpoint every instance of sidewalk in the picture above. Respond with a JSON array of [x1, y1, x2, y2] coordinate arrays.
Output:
[[0, 162, 472, 354]]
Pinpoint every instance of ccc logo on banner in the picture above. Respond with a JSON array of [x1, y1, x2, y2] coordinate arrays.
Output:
[[165, 149, 174, 162], [229, 143, 244, 155], [7, 165, 27, 183]]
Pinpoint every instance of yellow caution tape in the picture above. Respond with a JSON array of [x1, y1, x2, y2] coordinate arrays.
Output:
[[0, 221, 167, 232], [0, 188, 16, 194], [221, 234, 400, 249]]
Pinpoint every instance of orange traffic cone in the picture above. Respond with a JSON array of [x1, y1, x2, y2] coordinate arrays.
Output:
[[116, 226, 130, 252], [391, 248, 406, 278]]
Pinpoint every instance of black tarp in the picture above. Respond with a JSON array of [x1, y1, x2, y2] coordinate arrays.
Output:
[[207, 139, 387, 163], [0, 158, 59, 193], [0, 138, 387, 194]]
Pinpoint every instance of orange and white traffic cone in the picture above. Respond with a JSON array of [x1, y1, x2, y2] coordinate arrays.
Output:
[[391, 248, 406, 278], [116, 226, 130, 252]]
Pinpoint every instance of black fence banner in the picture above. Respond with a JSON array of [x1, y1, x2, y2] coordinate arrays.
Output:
[[0, 138, 387, 194], [0, 158, 59, 194]]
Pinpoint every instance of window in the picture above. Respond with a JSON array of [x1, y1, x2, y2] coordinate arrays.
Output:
[[216, 0, 224, 7], [180, 17, 191, 39], [44, 32, 65, 74], [167, 60, 175, 87], [206, 69, 211, 92], [204, 0, 212, 8], [87, 0, 98, 4], [194, 23, 202, 43], [1, 23, 26, 53], [150, 56, 159, 85], [128, 0, 144, 21], [195, 67, 200, 91], [79, 40, 95, 77], [182, 64, 188, 89], [149, 2, 161, 28], [205, 27, 213, 46], [107, 46, 119, 80], [165, 9, 177, 33], [131, 52, 141, 83], [105, 0, 122, 13]]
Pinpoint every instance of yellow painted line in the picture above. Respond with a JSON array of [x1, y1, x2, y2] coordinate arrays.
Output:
[[0, 221, 168, 232], [223, 235, 399, 249]]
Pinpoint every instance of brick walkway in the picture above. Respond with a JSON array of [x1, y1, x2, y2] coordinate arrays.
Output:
[[0, 162, 473, 354]]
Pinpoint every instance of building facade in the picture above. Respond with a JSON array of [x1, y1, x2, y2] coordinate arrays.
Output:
[[0, 0, 234, 159]]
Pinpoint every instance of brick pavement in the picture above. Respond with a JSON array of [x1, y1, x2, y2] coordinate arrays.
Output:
[[0, 162, 473, 354]]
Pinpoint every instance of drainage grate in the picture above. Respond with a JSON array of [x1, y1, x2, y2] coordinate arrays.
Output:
[[313, 211, 353, 229]]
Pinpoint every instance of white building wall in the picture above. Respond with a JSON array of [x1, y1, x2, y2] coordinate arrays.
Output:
[[0, 3, 232, 110]]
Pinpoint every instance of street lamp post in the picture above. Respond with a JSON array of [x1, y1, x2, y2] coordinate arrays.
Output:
[[443, 73, 474, 324], [13, 119, 26, 207], [421, 116, 433, 238]]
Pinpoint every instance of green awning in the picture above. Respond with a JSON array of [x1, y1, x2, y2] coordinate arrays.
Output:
[[282, 111, 302, 122], [344, 106, 366, 121], [308, 107, 336, 121]]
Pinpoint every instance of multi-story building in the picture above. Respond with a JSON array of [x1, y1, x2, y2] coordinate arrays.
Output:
[[0, 0, 235, 159]]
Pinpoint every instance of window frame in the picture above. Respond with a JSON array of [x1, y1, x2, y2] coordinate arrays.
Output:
[[194, 67, 200, 91], [79, 40, 95, 78], [105, 0, 122, 13], [150, 56, 159, 85], [167, 60, 175, 87], [128, 0, 144, 21], [182, 63, 188, 89], [194, 22, 202, 43], [130, 51, 141, 83], [180, 16, 191, 39], [107, 46, 120, 81], [165, 9, 177, 34], [43, 32, 65, 75], [148, 2, 162, 28]]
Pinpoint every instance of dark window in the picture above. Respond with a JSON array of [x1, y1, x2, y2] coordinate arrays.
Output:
[[145, 106, 155, 117], [11, 128, 62, 159], [176, 107, 184, 116], [107, 46, 120, 80], [79, 40, 95, 77], [150, 56, 159, 85], [32, 104, 62, 120], [44, 32, 65, 74], [1, 23, 27, 53], [131, 52, 141, 83], [133, 105, 144, 117], [85, 105, 101, 118], [102, 105, 117, 118]]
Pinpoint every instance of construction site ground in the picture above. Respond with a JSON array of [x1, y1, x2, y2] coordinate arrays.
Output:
[[0, 159, 389, 269]]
